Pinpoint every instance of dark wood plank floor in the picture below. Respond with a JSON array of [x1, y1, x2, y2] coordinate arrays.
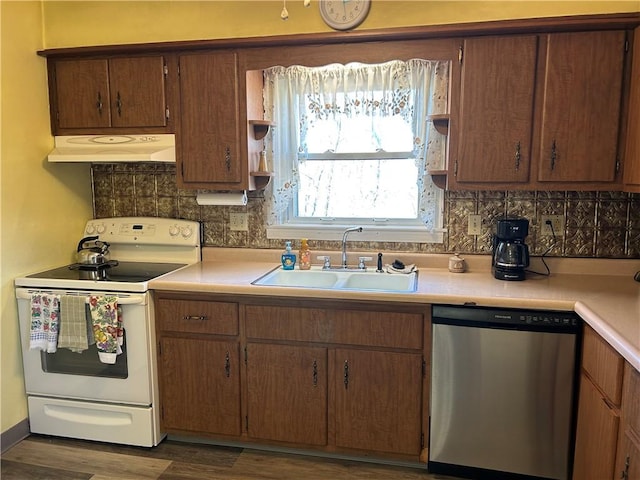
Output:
[[2, 435, 461, 479]]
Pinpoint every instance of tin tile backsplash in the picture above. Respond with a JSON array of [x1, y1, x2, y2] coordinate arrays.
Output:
[[92, 164, 639, 258]]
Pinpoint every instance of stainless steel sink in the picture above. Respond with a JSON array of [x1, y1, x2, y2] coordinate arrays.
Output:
[[252, 266, 418, 292]]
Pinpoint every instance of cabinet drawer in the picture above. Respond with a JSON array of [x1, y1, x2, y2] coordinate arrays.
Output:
[[245, 305, 423, 349], [623, 363, 640, 435], [582, 326, 624, 405], [157, 299, 238, 335]]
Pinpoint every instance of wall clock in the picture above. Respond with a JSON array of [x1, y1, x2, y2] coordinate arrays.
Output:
[[319, 0, 371, 31]]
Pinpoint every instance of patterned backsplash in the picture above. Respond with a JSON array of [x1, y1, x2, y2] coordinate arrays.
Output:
[[92, 164, 639, 259]]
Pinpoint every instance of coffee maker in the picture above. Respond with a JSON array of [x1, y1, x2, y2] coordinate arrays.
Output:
[[492, 218, 530, 281]]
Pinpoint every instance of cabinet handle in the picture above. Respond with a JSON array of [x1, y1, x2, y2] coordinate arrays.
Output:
[[96, 92, 103, 115], [224, 351, 231, 378], [343, 360, 349, 389], [183, 315, 208, 321], [312, 359, 318, 386], [116, 91, 122, 117], [550, 140, 557, 171], [620, 455, 630, 479], [515, 141, 521, 170], [225, 146, 232, 171]]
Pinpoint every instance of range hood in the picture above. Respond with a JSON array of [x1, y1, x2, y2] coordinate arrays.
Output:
[[48, 134, 175, 163]]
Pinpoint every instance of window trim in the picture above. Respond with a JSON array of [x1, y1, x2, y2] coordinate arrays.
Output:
[[266, 223, 445, 243]]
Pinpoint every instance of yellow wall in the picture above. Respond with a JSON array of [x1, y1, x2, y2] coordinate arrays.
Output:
[[42, 1, 639, 48], [1, 1, 92, 435], [1, 0, 638, 439]]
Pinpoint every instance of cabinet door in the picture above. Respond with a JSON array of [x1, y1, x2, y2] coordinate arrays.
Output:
[[178, 51, 242, 186], [55, 59, 111, 129], [159, 337, 241, 436], [616, 430, 640, 480], [573, 373, 620, 480], [538, 31, 626, 183], [624, 27, 640, 192], [246, 343, 327, 446], [108, 56, 167, 128], [334, 349, 423, 456], [454, 35, 537, 184]]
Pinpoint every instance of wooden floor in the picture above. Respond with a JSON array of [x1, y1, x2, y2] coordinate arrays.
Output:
[[2, 435, 461, 480]]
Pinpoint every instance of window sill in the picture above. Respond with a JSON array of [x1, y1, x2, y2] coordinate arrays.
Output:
[[266, 224, 444, 244]]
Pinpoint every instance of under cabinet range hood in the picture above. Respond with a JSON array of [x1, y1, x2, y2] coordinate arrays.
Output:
[[48, 134, 175, 163]]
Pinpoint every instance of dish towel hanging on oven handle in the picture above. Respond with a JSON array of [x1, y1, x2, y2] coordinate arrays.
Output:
[[29, 293, 61, 353], [89, 295, 124, 364], [58, 295, 94, 353]]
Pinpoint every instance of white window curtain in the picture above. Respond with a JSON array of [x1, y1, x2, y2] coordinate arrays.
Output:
[[263, 59, 449, 232]]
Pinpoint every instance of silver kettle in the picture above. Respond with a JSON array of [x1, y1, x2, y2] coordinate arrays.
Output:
[[76, 236, 111, 265]]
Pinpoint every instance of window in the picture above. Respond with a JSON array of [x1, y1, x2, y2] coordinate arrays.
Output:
[[263, 59, 450, 243]]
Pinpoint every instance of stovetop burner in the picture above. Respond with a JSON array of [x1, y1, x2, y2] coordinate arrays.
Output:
[[27, 261, 186, 283]]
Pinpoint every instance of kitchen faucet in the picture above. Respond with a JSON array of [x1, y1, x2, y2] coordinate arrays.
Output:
[[341, 227, 363, 269]]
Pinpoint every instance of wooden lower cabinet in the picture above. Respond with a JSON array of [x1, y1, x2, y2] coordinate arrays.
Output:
[[573, 372, 620, 479], [159, 337, 241, 435], [155, 292, 429, 462], [246, 343, 328, 445], [616, 431, 640, 480], [615, 364, 640, 480], [334, 348, 423, 455]]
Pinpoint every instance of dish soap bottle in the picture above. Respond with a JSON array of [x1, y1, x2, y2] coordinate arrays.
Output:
[[299, 238, 311, 270], [281, 241, 296, 270]]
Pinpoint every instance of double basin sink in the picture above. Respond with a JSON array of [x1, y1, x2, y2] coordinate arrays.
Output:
[[252, 266, 418, 292]]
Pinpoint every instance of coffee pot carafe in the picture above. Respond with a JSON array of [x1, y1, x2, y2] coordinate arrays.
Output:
[[492, 218, 530, 281]]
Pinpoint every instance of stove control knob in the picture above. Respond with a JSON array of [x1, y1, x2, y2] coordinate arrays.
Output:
[[169, 225, 180, 237], [181, 226, 193, 238], [85, 224, 96, 235], [96, 223, 106, 234]]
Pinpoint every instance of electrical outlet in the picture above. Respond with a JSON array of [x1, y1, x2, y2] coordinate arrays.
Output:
[[229, 213, 249, 231], [468, 214, 482, 235], [540, 215, 564, 236]]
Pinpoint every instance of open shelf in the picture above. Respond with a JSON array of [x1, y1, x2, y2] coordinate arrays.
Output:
[[427, 114, 449, 135], [427, 169, 448, 189], [250, 171, 274, 189], [249, 120, 276, 140]]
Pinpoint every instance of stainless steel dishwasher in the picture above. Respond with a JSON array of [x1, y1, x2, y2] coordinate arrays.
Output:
[[429, 305, 581, 480]]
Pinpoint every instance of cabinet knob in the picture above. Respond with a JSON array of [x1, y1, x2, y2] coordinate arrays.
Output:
[[183, 315, 207, 321], [312, 359, 318, 387], [550, 140, 557, 171], [96, 92, 103, 115], [343, 360, 349, 389], [515, 141, 521, 171], [620, 455, 630, 479], [225, 146, 231, 171], [224, 351, 231, 378], [116, 91, 122, 117]]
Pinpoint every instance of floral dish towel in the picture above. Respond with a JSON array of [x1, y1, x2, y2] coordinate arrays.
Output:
[[30, 293, 61, 353], [89, 295, 123, 364]]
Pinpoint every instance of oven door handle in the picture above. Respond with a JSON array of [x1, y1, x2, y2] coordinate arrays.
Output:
[[15, 288, 147, 305]]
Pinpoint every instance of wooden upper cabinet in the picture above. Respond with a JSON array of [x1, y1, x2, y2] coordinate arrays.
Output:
[[453, 35, 538, 185], [177, 51, 242, 188], [108, 57, 167, 128], [537, 30, 626, 184], [52, 56, 168, 132], [55, 59, 111, 129], [624, 27, 640, 192]]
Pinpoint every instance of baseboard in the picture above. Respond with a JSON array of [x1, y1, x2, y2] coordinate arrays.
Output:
[[1, 418, 30, 454]]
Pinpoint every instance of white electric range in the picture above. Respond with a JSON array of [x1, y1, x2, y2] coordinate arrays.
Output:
[[14, 217, 201, 447]]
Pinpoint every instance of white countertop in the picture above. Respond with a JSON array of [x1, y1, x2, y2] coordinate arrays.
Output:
[[150, 249, 640, 371]]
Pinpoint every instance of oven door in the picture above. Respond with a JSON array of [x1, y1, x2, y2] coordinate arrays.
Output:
[[16, 288, 153, 405]]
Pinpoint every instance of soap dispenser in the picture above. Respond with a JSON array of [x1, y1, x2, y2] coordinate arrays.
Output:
[[281, 241, 296, 270], [299, 238, 311, 270]]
